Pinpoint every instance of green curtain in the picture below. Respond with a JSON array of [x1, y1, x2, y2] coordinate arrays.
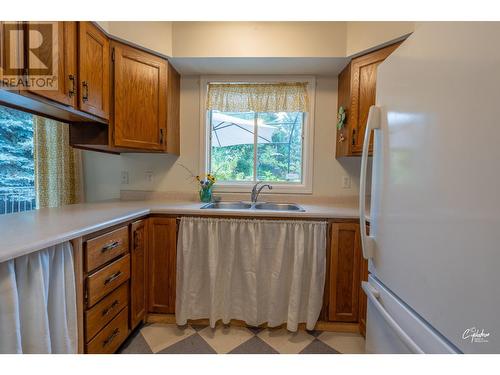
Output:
[[33, 116, 83, 208]]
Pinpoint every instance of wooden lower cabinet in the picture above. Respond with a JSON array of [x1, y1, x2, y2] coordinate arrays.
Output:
[[75, 215, 369, 352], [86, 307, 129, 354], [130, 219, 147, 329], [148, 217, 177, 314], [82, 225, 131, 353], [328, 222, 362, 322]]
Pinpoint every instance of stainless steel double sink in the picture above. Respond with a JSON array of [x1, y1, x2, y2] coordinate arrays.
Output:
[[201, 201, 305, 212]]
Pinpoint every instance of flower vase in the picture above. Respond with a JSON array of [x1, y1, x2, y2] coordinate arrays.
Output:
[[199, 187, 212, 203]]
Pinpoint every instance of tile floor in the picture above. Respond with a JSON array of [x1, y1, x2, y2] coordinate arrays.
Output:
[[119, 323, 366, 354]]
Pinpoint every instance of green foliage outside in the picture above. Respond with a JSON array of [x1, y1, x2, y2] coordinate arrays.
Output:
[[211, 111, 303, 183]]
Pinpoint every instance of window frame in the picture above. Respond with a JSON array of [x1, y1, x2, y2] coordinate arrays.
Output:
[[199, 75, 316, 194]]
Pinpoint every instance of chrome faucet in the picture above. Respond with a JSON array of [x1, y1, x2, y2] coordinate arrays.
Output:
[[250, 182, 272, 203]]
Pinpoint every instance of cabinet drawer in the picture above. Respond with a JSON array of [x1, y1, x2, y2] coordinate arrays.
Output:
[[85, 282, 129, 341], [87, 254, 130, 307], [85, 226, 129, 273], [86, 307, 129, 354]]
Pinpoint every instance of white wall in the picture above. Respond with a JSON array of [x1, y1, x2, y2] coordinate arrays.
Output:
[[172, 22, 347, 57], [98, 21, 413, 59], [82, 151, 121, 202], [83, 75, 364, 201], [106, 22, 173, 56], [346, 22, 415, 56]]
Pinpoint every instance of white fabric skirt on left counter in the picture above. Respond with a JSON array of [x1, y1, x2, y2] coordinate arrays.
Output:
[[176, 217, 327, 331], [0, 242, 77, 354]]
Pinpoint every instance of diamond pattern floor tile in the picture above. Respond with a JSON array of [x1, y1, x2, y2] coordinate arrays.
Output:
[[300, 339, 340, 354], [228, 336, 279, 354], [140, 324, 196, 353], [257, 328, 315, 354], [119, 322, 363, 354], [198, 325, 254, 354], [317, 332, 366, 354], [119, 329, 153, 354], [158, 333, 217, 354]]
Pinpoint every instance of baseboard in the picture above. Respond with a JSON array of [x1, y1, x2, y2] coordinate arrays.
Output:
[[146, 314, 360, 333]]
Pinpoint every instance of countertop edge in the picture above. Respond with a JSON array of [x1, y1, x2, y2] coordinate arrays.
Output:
[[0, 209, 151, 263], [1, 201, 368, 263]]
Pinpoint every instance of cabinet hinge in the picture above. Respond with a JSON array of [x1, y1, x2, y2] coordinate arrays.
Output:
[[111, 48, 115, 62], [352, 129, 356, 146]]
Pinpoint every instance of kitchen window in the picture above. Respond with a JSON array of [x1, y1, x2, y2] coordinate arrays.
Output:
[[200, 77, 315, 193], [0, 105, 83, 214]]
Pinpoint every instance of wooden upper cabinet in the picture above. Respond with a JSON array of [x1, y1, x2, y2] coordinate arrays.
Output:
[[148, 217, 177, 314], [165, 64, 180, 155], [26, 22, 77, 107], [130, 219, 147, 329], [78, 21, 110, 120], [336, 42, 402, 158], [328, 222, 362, 322], [112, 42, 167, 150], [0, 21, 23, 91]]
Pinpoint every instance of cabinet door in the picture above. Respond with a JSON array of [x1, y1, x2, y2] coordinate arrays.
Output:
[[148, 217, 177, 314], [78, 22, 109, 119], [130, 219, 147, 329], [26, 21, 77, 107], [0, 21, 23, 91], [350, 42, 401, 154], [112, 42, 166, 150], [328, 222, 361, 322]]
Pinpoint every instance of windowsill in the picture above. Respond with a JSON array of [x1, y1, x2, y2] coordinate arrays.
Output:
[[213, 183, 312, 195]]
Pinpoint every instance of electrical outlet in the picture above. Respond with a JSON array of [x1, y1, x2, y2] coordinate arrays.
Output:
[[144, 171, 153, 183], [342, 175, 352, 189], [120, 171, 129, 185]]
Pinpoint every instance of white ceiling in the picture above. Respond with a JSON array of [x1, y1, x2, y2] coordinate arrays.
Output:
[[169, 57, 349, 76]]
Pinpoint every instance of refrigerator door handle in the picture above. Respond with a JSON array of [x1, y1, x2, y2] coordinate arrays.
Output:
[[359, 105, 380, 259], [362, 281, 425, 354]]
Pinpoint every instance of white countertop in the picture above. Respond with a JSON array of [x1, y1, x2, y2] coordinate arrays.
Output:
[[0, 199, 365, 263]]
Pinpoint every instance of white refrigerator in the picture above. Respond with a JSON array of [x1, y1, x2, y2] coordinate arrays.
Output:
[[359, 22, 500, 354]]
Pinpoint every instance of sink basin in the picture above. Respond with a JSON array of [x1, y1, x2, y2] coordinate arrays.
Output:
[[201, 202, 252, 210], [200, 201, 305, 212], [254, 203, 305, 212]]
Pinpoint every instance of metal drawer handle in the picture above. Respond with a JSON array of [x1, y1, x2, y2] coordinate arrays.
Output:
[[104, 271, 122, 285], [101, 241, 120, 253], [102, 328, 119, 347], [82, 81, 89, 102], [68, 74, 76, 97], [101, 300, 119, 317]]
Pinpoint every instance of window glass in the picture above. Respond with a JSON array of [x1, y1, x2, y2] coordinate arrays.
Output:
[[209, 110, 305, 184], [0, 105, 36, 214]]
